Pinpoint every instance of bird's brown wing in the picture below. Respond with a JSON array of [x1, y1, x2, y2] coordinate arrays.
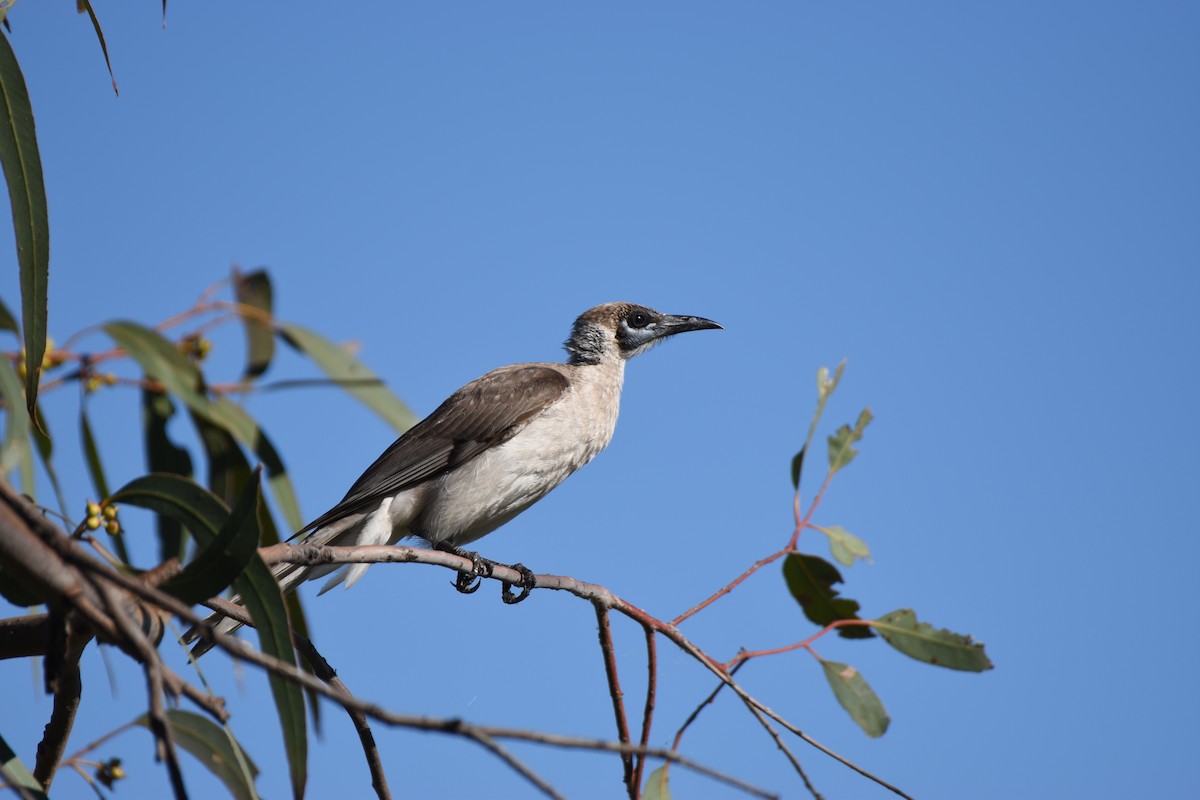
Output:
[[293, 364, 570, 537]]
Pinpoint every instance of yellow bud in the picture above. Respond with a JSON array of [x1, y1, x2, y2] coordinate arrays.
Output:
[[103, 373, 118, 385], [86, 516, 101, 530], [85, 376, 101, 393], [102, 504, 119, 519], [105, 520, 121, 536], [86, 501, 101, 517]]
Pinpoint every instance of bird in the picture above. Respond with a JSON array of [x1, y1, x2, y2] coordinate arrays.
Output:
[[192, 302, 719, 649]]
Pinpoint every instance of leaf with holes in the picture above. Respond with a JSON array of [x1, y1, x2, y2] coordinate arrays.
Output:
[[782, 553, 873, 639], [874, 609, 994, 672], [827, 407, 873, 474]]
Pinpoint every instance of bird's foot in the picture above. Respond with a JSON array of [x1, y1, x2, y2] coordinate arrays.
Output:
[[436, 544, 536, 602], [501, 563, 536, 605], [438, 544, 494, 594]]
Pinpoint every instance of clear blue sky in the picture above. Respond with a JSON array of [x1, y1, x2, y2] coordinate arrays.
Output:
[[1, 2, 1197, 798]]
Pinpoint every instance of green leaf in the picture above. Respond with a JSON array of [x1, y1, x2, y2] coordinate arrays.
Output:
[[790, 447, 804, 490], [820, 659, 889, 737], [237, 546, 307, 800], [80, 401, 110, 500], [817, 524, 871, 567], [160, 468, 262, 604], [827, 407, 873, 474], [782, 553, 874, 639], [76, 0, 119, 96], [0, 296, 17, 333], [113, 470, 308, 792], [0, 32, 49, 422], [874, 609, 994, 672], [29, 404, 68, 519], [279, 322, 416, 434], [141, 388, 193, 563], [0, 729, 50, 800], [233, 267, 275, 380], [135, 710, 259, 800], [105, 321, 304, 532], [642, 765, 672, 800], [0, 355, 31, 480]]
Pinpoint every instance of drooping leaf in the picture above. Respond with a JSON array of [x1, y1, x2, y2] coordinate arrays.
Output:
[[159, 468, 262, 604], [105, 321, 303, 532], [141, 388, 193, 563], [0, 729, 50, 800], [782, 553, 874, 639], [236, 545, 307, 800], [873, 609, 994, 672], [820, 659, 890, 738], [134, 710, 259, 800], [76, 0, 118, 95], [0, 32, 49, 422], [0, 355, 31, 481], [110, 473, 230, 547], [827, 407, 873, 474], [642, 765, 672, 800], [0, 296, 17, 333], [279, 322, 416, 434], [80, 400, 110, 499], [29, 404, 68, 519], [818, 524, 871, 567], [233, 268, 275, 380], [793, 360, 846, 490]]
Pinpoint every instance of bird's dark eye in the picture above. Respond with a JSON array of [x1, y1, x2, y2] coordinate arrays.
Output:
[[627, 311, 651, 329]]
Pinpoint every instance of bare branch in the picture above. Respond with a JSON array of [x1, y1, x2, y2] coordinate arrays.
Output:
[[467, 731, 565, 800], [593, 603, 634, 797]]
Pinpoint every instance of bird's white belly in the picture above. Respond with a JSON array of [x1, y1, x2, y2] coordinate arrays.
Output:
[[416, 379, 620, 546]]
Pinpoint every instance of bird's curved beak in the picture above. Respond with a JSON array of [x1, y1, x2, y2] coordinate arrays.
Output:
[[660, 314, 723, 336]]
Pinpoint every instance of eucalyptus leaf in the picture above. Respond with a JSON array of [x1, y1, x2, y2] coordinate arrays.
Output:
[[782, 553, 873, 639], [820, 659, 890, 737], [134, 710, 259, 800], [874, 609, 994, 672], [0, 32, 49, 420]]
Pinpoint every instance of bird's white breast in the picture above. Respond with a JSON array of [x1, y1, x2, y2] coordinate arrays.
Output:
[[419, 360, 625, 546]]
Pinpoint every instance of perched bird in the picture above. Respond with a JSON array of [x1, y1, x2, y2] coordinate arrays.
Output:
[[193, 302, 719, 649]]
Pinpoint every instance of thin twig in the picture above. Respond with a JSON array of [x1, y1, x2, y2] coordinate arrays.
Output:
[[594, 603, 634, 797], [632, 624, 657, 797], [467, 731, 566, 800], [291, 631, 391, 800]]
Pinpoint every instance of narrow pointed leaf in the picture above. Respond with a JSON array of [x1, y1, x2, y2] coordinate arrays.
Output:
[[0, 730, 50, 800], [76, 0, 119, 96], [29, 405, 68, 518], [110, 473, 229, 545], [827, 407, 873, 474], [819, 524, 871, 567], [820, 659, 890, 737], [105, 321, 303, 532], [160, 468, 262, 604], [237, 548, 307, 800], [874, 609, 994, 672], [141, 388, 193, 563], [233, 268, 275, 380], [0, 355, 30, 478], [642, 765, 672, 800], [279, 322, 416, 434], [80, 401, 111, 499], [782, 553, 873, 639], [790, 446, 805, 490], [0, 296, 16, 333], [0, 32, 49, 421], [135, 710, 259, 800]]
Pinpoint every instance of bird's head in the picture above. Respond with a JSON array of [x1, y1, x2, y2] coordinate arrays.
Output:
[[565, 302, 722, 365]]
